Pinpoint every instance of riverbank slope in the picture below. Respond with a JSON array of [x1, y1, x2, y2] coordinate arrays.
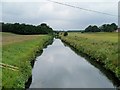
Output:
[[60, 32, 120, 80], [2, 32, 53, 88]]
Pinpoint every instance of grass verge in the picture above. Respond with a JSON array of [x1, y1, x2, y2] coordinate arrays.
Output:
[[60, 32, 120, 80], [2, 32, 53, 88]]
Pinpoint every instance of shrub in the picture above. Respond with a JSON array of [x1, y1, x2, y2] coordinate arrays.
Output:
[[64, 32, 68, 36]]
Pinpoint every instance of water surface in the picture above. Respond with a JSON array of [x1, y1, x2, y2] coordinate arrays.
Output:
[[30, 39, 115, 88]]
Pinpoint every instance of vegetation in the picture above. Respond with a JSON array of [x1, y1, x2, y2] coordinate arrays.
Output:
[[99, 23, 118, 32], [85, 25, 100, 32], [64, 32, 68, 36], [2, 32, 53, 88], [84, 23, 118, 32], [60, 32, 119, 80], [2, 22, 53, 35]]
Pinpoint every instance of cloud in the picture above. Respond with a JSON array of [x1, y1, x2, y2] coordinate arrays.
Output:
[[2, 1, 118, 30], [118, 1, 120, 27]]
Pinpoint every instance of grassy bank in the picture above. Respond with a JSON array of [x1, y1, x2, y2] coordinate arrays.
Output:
[[60, 32, 120, 80], [2, 32, 53, 88]]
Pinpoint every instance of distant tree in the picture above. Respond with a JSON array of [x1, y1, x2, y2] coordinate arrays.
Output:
[[111, 23, 118, 31], [85, 25, 100, 32], [99, 23, 118, 32], [40, 23, 47, 27], [91, 25, 101, 32], [2, 22, 53, 35], [85, 25, 92, 32], [85, 23, 118, 33], [64, 32, 68, 36]]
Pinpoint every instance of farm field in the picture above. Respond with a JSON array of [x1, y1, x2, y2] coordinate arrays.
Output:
[[1, 32, 53, 88], [60, 32, 119, 80]]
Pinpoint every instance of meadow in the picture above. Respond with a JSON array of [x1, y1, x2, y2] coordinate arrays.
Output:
[[1, 32, 53, 88], [60, 32, 120, 80]]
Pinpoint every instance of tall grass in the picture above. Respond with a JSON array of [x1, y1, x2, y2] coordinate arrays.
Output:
[[2, 33, 53, 88], [61, 32, 119, 80]]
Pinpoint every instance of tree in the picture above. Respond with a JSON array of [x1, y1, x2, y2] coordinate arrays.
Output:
[[111, 23, 118, 31], [100, 23, 118, 32], [85, 25, 100, 32], [91, 25, 100, 32], [40, 23, 47, 27], [2, 22, 53, 35], [85, 23, 118, 33]]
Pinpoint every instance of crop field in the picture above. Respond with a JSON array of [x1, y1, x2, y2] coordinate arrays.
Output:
[[1, 32, 53, 88], [61, 32, 119, 80]]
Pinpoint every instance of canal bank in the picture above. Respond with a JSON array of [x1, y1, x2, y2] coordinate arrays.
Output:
[[30, 39, 119, 88], [2, 34, 53, 88], [60, 33, 120, 82], [61, 39, 120, 87], [25, 36, 54, 89]]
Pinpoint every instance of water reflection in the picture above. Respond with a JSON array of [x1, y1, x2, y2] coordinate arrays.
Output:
[[30, 39, 115, 88], [63, 41, 120, 87]]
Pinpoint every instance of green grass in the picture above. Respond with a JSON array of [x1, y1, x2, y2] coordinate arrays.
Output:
[[2, 32, 53, 88], [61, 32, 119, 80]]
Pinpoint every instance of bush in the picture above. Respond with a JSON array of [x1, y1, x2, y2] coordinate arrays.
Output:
[[64, 32, 68, 36]]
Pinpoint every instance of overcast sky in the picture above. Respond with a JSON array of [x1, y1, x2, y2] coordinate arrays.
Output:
[[1, 0, 119, 30]]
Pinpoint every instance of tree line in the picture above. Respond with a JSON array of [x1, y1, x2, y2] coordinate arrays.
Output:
[[83, 23, 118, 33], [2, 22, 53, 34]]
